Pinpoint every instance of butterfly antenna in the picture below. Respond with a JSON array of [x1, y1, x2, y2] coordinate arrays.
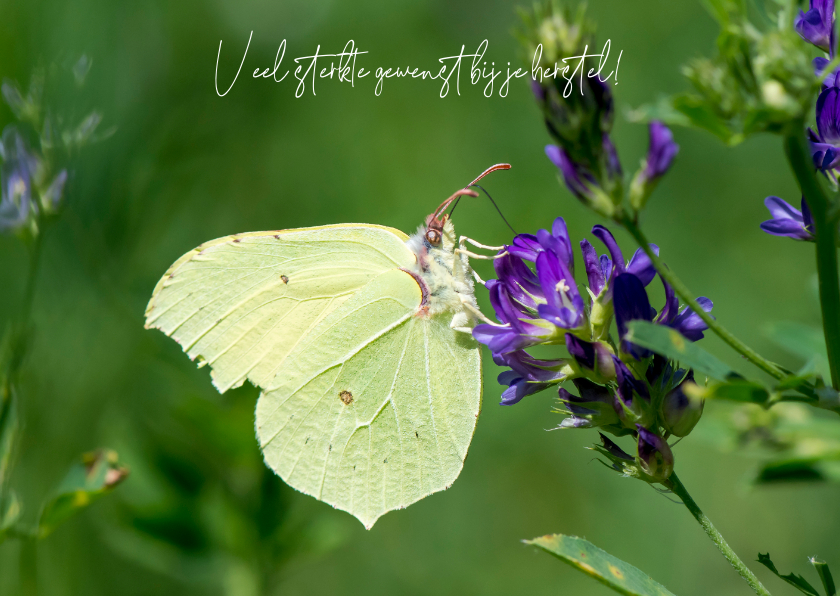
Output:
[[448, 163, 513, 224], [468, 183, 518, 235]]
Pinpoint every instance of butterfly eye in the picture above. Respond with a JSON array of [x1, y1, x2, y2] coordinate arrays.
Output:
[[425, 229, 442, 246]]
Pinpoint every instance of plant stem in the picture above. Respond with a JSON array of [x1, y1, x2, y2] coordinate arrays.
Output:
[[665, 472, 771, 596], [619, 213, 786, 381], [783, 128, 840, 390]]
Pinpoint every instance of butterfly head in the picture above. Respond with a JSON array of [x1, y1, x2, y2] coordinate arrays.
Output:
[[424, 188, 478, 247]]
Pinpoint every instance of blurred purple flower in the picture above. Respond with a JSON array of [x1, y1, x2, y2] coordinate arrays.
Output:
[[642, 121, 679, 183], [545, 144, 596, 202], [0, 126, 38, 233], [760, 196, 815, 241], [810, 84, 840, 170], [795, 0, 835, 53], [558, 378, 620, 429], [495, 350, 569, 405]]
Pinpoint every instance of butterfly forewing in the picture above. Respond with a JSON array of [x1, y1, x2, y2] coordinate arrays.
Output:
[[144, 225, 414, 393]]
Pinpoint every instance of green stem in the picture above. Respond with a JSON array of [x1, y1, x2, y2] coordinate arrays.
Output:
[[783, 128, 840, 390], [619, 214, 786, 381], [665, 472, 771, 596]]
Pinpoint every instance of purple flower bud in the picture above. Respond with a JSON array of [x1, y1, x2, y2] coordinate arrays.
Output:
[[629, 121, 679, 210], [661, 371, 704, 437], [795, 0, 835, 52], [760, 196, 815, 241], [545, 144, 596, 203], [599, 433, 633, 461], [643, 122, 679, 182], [558, 379, 620, 429], [636, 426, 674, 482], [565, 333, 615, 382], [613, 273, 654, 359]]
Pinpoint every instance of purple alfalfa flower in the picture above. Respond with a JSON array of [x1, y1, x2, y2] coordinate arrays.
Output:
[[534, 245, 585, 330], [636, 425, 674, 482], [545, 144, 597, 203], [614, 271, 714, 357], [473, 217, 582, 355], [557, 378, 620, 429], [760, 196, 815, 241], [795, 0, 835, 53], [815, 57, 840, 90], [495, 350, 570, 406], [613, 273, 655, 359], [472, 278, 553, 354], [545, 143, 618, 217], [629, 121, 679, 211], [590, 225, 659, 290], [653, 275, 714, 342], [0, 125, 39, 233], [810, 84, 840, 171]]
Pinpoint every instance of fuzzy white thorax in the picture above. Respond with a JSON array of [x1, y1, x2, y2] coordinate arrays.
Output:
[[405, 219, 478, 330]]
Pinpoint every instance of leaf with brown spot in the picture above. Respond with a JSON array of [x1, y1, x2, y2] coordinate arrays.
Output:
[[525, 534, 677, 596]]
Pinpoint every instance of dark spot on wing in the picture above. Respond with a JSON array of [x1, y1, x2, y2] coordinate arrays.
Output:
[[415, 431, 419, 438], [339, 390, 353, 405], [329, 444, 332, 452], [233, 238, 241, 243], [280, 275, 289, 284]]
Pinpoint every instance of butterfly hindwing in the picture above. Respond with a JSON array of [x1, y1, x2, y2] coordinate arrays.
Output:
[[144, 225, 415, 393], [256, 268, 481, 528]]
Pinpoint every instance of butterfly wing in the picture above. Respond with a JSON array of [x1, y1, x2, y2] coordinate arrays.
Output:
[[144, 224, 415, 393], [256, 268, 481, 529]]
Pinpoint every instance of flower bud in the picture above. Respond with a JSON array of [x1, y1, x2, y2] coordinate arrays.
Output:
[[629, 121, 679, 212], [636, 426, 674, 482], [565, 334, 615, 384], [660, 371, 704, 437], [557, 378, 620, 429]]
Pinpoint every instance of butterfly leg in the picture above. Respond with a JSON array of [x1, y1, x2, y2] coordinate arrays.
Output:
[[459, 236, 505, 252]]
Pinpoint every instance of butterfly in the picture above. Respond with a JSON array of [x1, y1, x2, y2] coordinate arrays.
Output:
[[144, 164, 510, 528]]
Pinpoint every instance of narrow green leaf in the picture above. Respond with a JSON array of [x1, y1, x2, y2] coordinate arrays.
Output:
[[38, 449, 128, 538], [0, 490, 20, 541], [703, 378, 771, 405], [624, 321, 734, 381], [757, 553, 820, 595], [526, 534, 676, 596], [811, 558, 836, 596]]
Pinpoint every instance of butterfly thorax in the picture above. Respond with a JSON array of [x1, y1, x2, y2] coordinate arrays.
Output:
[[405, 219, 477, 328]]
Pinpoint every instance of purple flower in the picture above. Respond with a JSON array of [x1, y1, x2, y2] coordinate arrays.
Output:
[[495, 350, 569, 405], [636, 426, 674, 482], [0, 126, 39, 233], [795, 0, 835, 53], [655, 276, 714, 342], [815, 57, 840, 90], [545, 144, 596, 202], [641, 121, 679, 182], [760, 196, 815, 241], [591, 225, 658, 287], [810, 85, 840, 171], [613, 270, 714, 356], [535, 247, 585, 330], [472, 279, 552, 354], [613, 273, 655, 358]]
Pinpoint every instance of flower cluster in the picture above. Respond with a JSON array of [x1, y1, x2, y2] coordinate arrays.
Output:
[[761, 1, 838, 242], [473, 219, 712, 482], [0, 57, 107, 239]]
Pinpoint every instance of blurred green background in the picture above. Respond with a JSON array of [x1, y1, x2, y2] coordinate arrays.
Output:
[[1, 0, 838, 594]]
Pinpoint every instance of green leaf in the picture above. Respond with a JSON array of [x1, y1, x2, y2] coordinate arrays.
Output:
[[757, 553, 820, 595], [624, 321, 734, 381], [811, 558, 836, 596], [37, 449, 128, 538], [671, 94, 742, 145], [702, 378, 771, 405], [525, 534, 677, 596]]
